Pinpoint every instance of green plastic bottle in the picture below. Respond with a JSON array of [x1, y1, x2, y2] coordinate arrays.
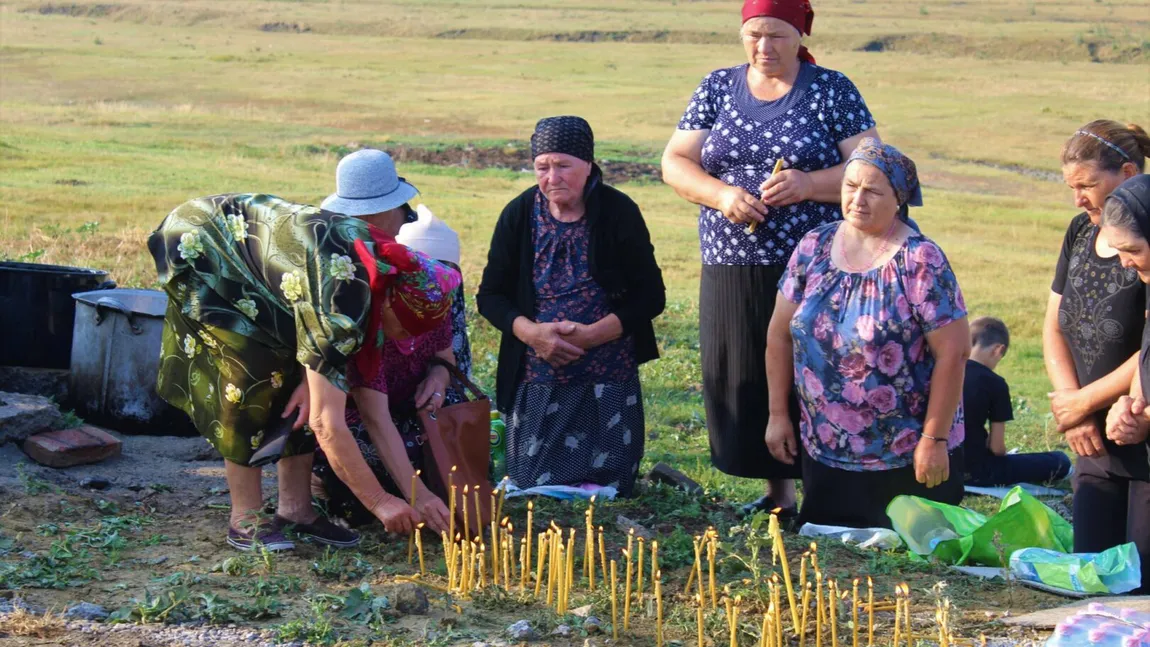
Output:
[[489, 409, 507, 481]]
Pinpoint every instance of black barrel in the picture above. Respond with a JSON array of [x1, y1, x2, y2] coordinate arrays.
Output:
[[0, 262, 115, 369]]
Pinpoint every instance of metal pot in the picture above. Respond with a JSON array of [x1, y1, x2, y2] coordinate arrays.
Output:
[[69, 289, 194, 435], [0, 261, 115, 368]]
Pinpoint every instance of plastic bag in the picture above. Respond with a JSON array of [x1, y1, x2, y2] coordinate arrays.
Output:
[[1011, 543, 1142, 595], [798, 523, 903, 550], [886, 486, 1073, 566]]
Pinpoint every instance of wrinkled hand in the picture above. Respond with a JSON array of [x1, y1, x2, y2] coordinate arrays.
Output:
[[1047, 388, 1091, 431], [913, 439, 950, 488], [1106, 396, 1150, 446], [414, 491, 451, 534], [414, 368, 449, 413], [764, 415, 799, 465], [716, 185, 767, 225], [557, 322, 601, 351], [373, 496, 419, 535], [283, 377, 311, 430], [1064, 418, 1106, 458], [759, 169, 813, 207], [529, 322, 585, 368]]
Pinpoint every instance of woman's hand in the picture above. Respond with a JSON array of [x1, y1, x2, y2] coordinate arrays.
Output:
[[765, 415, 799, 465], [528, 321, 585, 367], [414, 491, 451, 534], [913, 439, 950, 488], [1107, 396, 1150, 446], [372, 495, 420, 535], [414, 367, 449, 413], [1047, 388, 1091, 431], [1065, 418, 1106, 457], [760, 170, 814, 207], [283, 377, 311, 430], [716, 185, 767, 225]]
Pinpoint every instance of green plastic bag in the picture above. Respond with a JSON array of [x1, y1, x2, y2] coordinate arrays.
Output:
[[886, 486, 1073, 566]]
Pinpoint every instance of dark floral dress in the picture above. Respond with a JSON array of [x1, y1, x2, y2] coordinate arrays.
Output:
[[148, 194, 376, 464], [506, 192, 644, 496]]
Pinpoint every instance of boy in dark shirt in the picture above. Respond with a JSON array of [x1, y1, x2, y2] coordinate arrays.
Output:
[[963, 317, 1072, 486]]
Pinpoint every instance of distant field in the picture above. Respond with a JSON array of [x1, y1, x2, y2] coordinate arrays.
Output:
[[1, 0, 1149, 492]]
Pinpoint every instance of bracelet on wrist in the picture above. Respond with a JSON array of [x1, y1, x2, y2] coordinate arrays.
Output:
[[921, 433, 949, 443]]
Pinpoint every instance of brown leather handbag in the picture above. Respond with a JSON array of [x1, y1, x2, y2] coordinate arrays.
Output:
[[418, 358, 494, 532]]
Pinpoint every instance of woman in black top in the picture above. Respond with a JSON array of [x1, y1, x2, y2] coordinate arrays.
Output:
[[1043, 120, 1150, 592], [477, 117, 666, 496]]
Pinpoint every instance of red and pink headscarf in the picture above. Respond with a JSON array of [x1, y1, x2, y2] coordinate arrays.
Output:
[[742, 0, 816, 64]]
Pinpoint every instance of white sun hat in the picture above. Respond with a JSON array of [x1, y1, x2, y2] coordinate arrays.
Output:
[[396, 204, 461, 266]]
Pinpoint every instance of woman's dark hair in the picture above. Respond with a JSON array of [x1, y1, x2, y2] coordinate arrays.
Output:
[[1101, 194, 1143, 239], [1061, 120, 1150, 173]]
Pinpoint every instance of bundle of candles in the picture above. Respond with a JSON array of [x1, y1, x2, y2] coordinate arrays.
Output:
[[398, 473, 981, 647]]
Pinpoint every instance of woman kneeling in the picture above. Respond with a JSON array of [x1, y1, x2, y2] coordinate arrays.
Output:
[[765, 139, 969, 528]]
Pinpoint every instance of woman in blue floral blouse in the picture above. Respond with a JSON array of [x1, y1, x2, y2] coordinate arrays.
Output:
[[764, 140, 970, 528]]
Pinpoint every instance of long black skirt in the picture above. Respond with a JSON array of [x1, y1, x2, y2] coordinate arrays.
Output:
[[700, 264, 801, 480]]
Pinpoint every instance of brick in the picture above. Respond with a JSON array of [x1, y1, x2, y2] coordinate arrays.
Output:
[[0, 391, 62, 445], [646, 462, 704, 495], [22, 425, 122, 468]]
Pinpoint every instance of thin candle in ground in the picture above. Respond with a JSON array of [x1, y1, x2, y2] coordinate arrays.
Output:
[[655, 570, 664, 647], [415, 523, 426, 575], [623, 548, 633, 630], [525, 501, 534, 588], [866, 577, 874, 647], [610, 560, 619, 640], [636, 537, 646, 608], [799, 582, 812, 647]]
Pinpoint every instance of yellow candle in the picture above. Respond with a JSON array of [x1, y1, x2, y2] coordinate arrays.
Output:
[[585, 509, 595, 591], [534, 531, 548, 598], [810, 542, 819, 572], [828, 581, 838, 647], [655, 570, 664, 647], [416, 523, 426, 575], [519, 537, 527, 591], [708, 533, 718, 609], [623, 549, 633, 630], [555, 540, 565, 613], [892, 586, 902, 647], [479, 544, 487, 588], [697, 595, 705, 647], [598, 526, 608, 588], [686, 536, 701, 594], [651, 540, 659, 596], [490, 515, 499, 587], [408, 469, 420, 563], [773, 517, 798, 631], [636, 537, 646, 608], [866, 577, 874, 647], [760, 604, 771, 647], [566, 530, 576, 611], [851, 579, 859, 647], [730, 596, 740, 647], [610, 560, 619, 640], [448, 466, 457, 545], [462, 485, 471, 545], [800, 582, 812, 647], [902, 585, 912, 647], [472, 486, 482, 540], [815, 573, 823, 647], [525, 501, 534, 588]]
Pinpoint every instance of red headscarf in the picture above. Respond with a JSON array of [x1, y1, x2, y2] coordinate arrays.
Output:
[[351, 226, 461, 378], [741, 0, 816, 64]]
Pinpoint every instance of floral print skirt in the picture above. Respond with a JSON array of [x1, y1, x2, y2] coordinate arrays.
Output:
[[156, 297, 315, 465]]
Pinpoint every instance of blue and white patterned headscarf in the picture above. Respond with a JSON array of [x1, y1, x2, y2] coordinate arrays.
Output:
[[846, 138, 923, 220]]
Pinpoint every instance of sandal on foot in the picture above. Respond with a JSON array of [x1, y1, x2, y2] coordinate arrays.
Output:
[[275, 515, 361, 548], [740, 495, 799, 520], [227, 524, 295, 552]]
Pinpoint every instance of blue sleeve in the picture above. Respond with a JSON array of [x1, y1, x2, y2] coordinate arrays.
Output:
[[677, 70, 722, 131], [821, 71, 876, 143]]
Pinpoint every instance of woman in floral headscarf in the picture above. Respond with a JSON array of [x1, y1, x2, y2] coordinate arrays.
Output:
[[763, 139, 969, 528], [149, 151, 459, 550]]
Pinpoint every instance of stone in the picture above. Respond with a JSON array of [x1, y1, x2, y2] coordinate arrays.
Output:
[[64, 602, 109, 621], [0, 367, 69, 402], [80, 477, 111, 490], [378, 583, 429, 615], [571, 604, 594, 618], [506, 620, 537, 641], [0, 392, 62, 445], [646, 463, 703, 495], [582, 617, 603, 634], [23, 425, 122, 468], [550, 625, 573, 638], [615, 516, 653, 541]]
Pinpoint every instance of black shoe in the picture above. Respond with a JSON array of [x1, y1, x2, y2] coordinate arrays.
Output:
[[275, 515, 361, 548], [740, 495, 799, 521]]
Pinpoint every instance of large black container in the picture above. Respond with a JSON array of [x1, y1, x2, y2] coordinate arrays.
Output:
[[0, 261, 115, 369]]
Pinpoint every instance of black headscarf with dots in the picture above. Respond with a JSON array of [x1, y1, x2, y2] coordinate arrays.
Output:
[[531, 116, 595, 163]]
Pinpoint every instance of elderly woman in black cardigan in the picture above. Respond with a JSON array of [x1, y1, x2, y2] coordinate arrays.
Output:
[[478, 116, 666, 496]]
